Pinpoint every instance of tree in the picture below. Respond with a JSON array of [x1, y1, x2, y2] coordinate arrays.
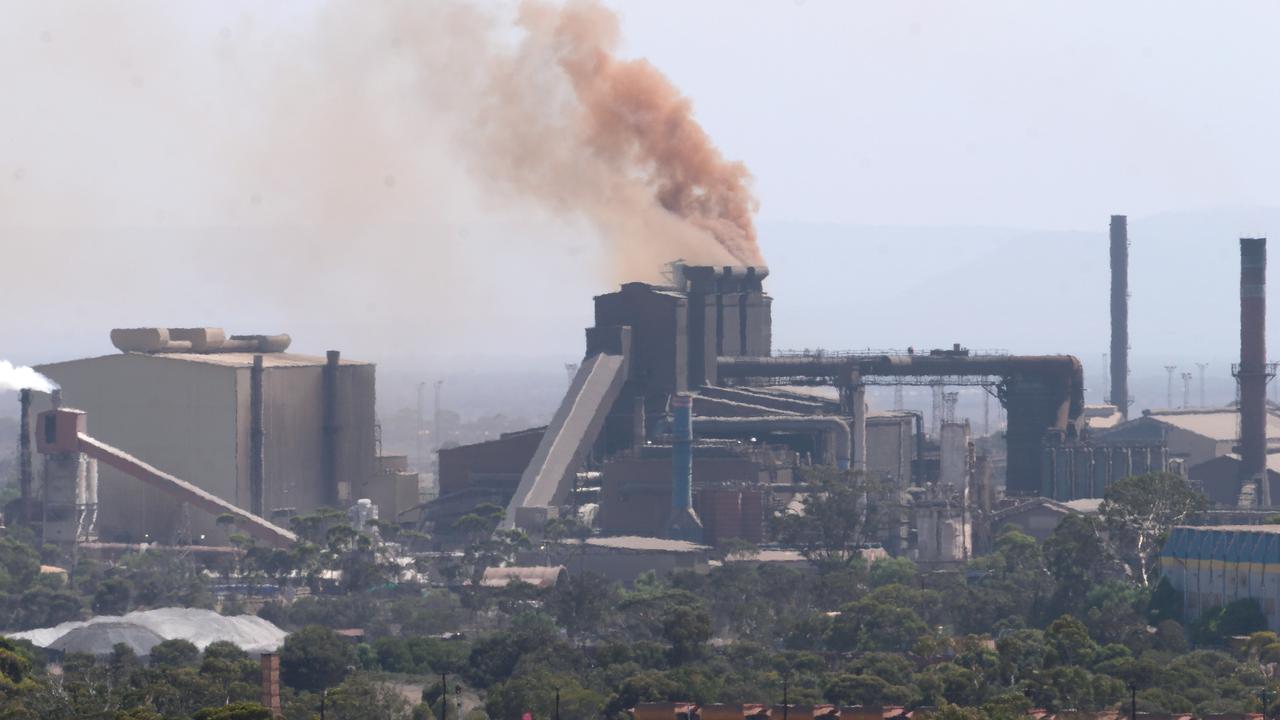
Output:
[[868, 556, 917, 588], [661, 604, 712, 664], [824, 673, 914, 707], [777, 467, 880, 568], [192, 703, 272, 720], [1192, 598, 1268, 645], [93, 578, 133, 616], [1100, 473, 1206, 586], [1043, 514, 1112, 617], [279, 626, 356, 693], [1043, 615, 1098, 668], [324, 673, 411, 720], [150, 639, 200, 669], [550, 571, 617, 642]]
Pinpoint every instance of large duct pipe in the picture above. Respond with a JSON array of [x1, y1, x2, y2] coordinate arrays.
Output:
[[718, 353, 1083, 495], [249, 354, 266, 517], [1239, 238, 1270, 506], [666, 394, 703, 541], [18, 389, 32, 521], [323, 350, 341, 507], [1110, 215, 1130, 419], [692, 415, 852, 471]]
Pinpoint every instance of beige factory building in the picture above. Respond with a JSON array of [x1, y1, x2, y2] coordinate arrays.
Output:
[[28, 329, 386, 544]]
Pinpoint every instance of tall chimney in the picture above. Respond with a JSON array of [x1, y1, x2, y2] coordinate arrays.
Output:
[[666, 394, 703, 542], [18, 389, 32, 521], [1239, 238, 1270, 506], [260, 652, 282, 718], [1110, 215, 1130, 419]]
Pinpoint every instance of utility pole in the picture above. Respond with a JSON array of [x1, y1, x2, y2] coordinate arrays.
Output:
[[1165, 365, 1178, 409], [1181, 372, 1193, 408], [1197, 362, 1209, 407], [1129, 682, 1137, 720], [440, 674, 447, 720], [782, 676, 789, 720]]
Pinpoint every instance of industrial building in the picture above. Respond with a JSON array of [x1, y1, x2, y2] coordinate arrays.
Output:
[[18, 328, 416, 544], [430, 261, 1089, 563], [1161, 525, 1280, 629]]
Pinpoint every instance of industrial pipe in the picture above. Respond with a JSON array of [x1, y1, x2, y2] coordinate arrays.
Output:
[[323, 350, 341, 506], [717, 353, 1085, 496], [692, 415, 852, 471], [250, 354, 266, 517], [667, 394, 704, 541]]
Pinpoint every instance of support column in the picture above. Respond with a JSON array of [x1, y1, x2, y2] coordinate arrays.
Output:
[[850, 374, 868, 475]]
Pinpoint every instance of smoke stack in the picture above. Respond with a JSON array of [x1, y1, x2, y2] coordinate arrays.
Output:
[[1239, 238, 1271, 506], [1110, 215, 1130, 419], [260, 652, 282, 718], [666, 394, 703, 542], [18, 389, 32, 521]]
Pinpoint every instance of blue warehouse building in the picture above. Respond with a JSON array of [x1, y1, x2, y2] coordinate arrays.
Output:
[[1160, 525, 1280, 628]]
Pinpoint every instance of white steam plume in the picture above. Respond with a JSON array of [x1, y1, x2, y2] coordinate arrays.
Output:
[[0, 361, 59, 393]]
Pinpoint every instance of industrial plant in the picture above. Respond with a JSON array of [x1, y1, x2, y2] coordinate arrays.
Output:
[[12, 220, 1280, 577]]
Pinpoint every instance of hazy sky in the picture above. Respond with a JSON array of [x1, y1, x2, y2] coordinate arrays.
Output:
[[4, 0, 1280, 415], [614, 1, 1280, 230]]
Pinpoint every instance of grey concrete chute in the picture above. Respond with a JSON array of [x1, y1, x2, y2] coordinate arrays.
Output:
[[503, 331, 630, 530], [691, 415, 852, 471]]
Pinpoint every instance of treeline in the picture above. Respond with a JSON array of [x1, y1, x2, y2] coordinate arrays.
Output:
[[1, 473, 1274, 720]]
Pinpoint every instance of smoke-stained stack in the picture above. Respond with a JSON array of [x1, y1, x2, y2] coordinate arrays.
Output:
[[666, 394, 703, 542], [1110, 215, 1130, 419], [1238, 238, 1271, 506], [18, 389, 32, 521]]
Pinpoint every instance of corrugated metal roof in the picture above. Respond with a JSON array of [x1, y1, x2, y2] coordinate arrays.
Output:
[[1163, 525, 1280, 563], [43, 351, 371, 370], [1191, 453, 1280, 474], [1143, 409, 1280, 442]]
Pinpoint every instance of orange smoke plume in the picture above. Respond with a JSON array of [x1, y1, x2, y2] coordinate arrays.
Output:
[[542, 0, 762, 266]]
